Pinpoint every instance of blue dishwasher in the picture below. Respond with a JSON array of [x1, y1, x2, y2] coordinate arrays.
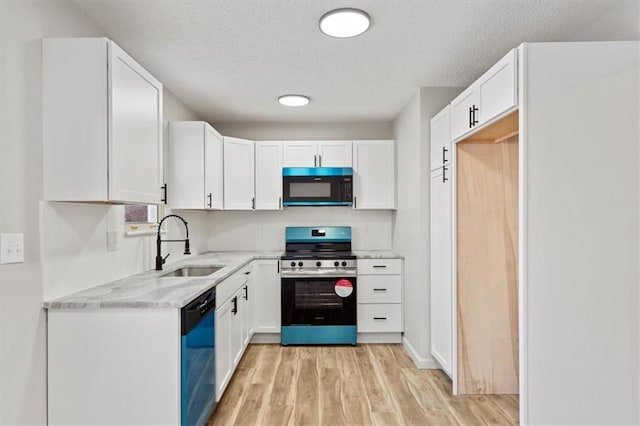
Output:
[[181, 288, 216, 426]]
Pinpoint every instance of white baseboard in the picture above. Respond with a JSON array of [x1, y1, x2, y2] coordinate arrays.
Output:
[[403, 336, 439, 369], [250, 333, 280, 344], [357, 332, 402, 343]]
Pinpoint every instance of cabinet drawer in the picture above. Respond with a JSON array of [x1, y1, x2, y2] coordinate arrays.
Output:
[[357, 259, 402, 275], [216, 265, 251, 305], [358, 304, 402, 332], [358, 276, 401, 304]]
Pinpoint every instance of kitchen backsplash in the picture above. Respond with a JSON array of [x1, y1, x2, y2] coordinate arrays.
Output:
[[204, 208, 393, 251]]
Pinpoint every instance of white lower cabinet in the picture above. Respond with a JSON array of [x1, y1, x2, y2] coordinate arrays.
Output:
[[47, 309, 181, 425], [214, 296, 234, 399], [357, 258, 403, 341], [252, 260, 281, 334], [214, 263, 253, 400]]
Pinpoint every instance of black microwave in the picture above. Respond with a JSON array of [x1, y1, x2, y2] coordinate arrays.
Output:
[[282, 167, 353, 206]]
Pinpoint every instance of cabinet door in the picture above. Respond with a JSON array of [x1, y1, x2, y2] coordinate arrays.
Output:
[[252, 261, 281, 333], [352, 140, 396, 209], [108, 41, 163, 204], [430, 166, 452, 376], [430, 106, 451, 171], [241, 281, 253, 346], [223, 137, 255, 210], [230, 292, 244, 367], [478, 49, 517, 125], [317, 141, 352, 167], [215, 298, 233, 399], [451, 86, 480, 141], [204, 124, 224, 209], [282, 141, 317, 167], [254, 141, 283, 210], [168, 121, 205, 209]]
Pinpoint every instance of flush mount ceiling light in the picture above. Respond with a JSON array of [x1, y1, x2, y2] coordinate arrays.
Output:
[[319, 8, 370, 38], [278, 94, 310, 107]]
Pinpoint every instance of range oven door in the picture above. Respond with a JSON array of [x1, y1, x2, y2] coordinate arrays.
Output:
[[281, 276, 356, 326]]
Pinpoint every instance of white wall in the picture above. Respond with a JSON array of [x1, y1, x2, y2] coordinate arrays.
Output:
[[214, 121, 393, 141], [0, 1, 205, 423], [207, 208, 392, 252], [571, 0, 639, 42], [391, 87, 461, 368], [524, 41, 639, 424], [0, 1, 104, 423]]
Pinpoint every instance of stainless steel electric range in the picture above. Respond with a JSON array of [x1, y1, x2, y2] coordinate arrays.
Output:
[[280, 226, 357, 345]]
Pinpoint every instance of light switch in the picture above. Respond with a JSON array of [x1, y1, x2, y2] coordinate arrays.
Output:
[[0, 233, 24, 264]]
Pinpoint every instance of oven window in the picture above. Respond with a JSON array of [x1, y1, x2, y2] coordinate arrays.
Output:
[[289, 182, 331, 198], [294, 281, 343, 309]]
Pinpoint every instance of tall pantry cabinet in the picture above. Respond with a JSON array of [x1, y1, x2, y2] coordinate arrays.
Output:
[[429, 41, 639, 425]]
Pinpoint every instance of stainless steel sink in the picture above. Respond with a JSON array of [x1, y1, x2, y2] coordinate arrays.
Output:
[[160, 266, 223, 278]]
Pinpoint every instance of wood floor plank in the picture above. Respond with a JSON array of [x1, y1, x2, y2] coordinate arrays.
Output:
[[208, 344, 519, 426], [353, 345, 397, 413], [336, 347, 373, 425]]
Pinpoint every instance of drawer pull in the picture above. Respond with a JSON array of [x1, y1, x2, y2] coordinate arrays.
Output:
[[373, 288, 387, 292], [373, 317, 387, 320], [372, 265, 387, 268]]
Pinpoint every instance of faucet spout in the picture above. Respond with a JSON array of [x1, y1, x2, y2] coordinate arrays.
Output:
[[155, 214, 191, 271]]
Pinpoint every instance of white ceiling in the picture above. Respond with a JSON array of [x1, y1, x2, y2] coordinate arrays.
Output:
[[71, 0, 621, 123]]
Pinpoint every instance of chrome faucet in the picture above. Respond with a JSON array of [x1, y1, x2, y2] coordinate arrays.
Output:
[[156, 214, 191, 271]]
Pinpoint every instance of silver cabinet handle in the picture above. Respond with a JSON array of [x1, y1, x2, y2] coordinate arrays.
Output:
[[373, 317, 387, 320], [373, 288, 387, 292], [314, 154, 317, 167], [373, 265, 387, 269], [319, 155, 322, 167]]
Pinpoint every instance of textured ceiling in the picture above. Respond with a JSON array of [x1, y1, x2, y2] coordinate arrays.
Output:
[[71, 0, 621, 123]]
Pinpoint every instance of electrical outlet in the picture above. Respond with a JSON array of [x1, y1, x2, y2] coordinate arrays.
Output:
[[0, 233, 24, 264], [107, 231, 119, 251]]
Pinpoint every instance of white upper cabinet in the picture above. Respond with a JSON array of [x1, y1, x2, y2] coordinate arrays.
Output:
[[223, 137, 255, 210], [168, 121, 223, 210], [430, 106, 452, 171], [352, 140, 396, 210], [282, 141, 316, 167], [317, 141, 352, 167], [43, 38, 163, 204], [254, 141, 283, 210], [451, 49, 518, 141], [282, 141, 352, 167]]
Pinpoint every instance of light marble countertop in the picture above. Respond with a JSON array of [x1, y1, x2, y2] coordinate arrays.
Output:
[[43, 250, 403, 310], [353, 250, 404, 259], [43, 251, 281, 310]]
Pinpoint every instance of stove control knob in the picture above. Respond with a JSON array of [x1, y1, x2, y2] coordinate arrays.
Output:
[[334, 261, 340, 267], [341, 261, 347, 267], [290, 261, 296, 267], [316, 261, 322, 267], [298, 261, 304, 267]]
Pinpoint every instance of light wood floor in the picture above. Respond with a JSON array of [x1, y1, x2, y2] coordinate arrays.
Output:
[[208, 344, 518, 425]]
